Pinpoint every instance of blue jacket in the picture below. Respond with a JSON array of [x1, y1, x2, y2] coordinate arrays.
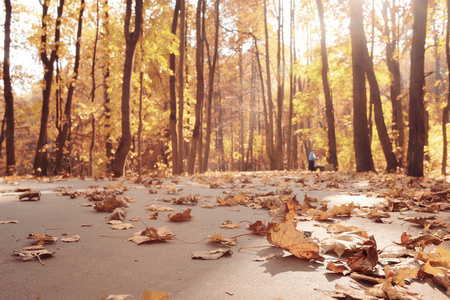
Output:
[[309, 151, 317, 161]]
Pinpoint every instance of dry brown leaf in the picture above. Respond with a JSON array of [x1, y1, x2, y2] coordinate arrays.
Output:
[[220, 220, 240, 229], [191, 248, 233, 260], [19, 190, 41, 201], [13, 249, 55, 262], [201, 204, 215, 208], [207, 234, 237, 246], [61, 234, 81, 242], [329, 202, 355, 216], [107, 207, 127, 222], [168, 208, 192, 221], [94, 197, 129, 212], [267, 221, 323, 261], [327, 222, 363, 234], [347, 235, 378, 274], [253, 254, 275, 261], [148, 212, 159, 219], [326, 261, 352, 275], [141, 289, 170, 300], [145, 205, 174, 212], [248, 220, 267, 233], [27, 233, 57, 245], [110, 223, 135, 230], [400, 233, 442, 249], [129, 226, 174, 245], [321, 231, 369, 257]]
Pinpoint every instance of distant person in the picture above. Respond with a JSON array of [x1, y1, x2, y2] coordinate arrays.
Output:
[[308, 149, 318, 171]]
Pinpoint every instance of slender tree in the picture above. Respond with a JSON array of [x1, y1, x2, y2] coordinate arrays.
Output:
[[103, 0, 113, 175], [55, 0, 85, 175], [316, 0, 338, 170], [3, 0, 15, 175], [202, 0, 220, 173], [34, 0, 65, 176], [275, 0, 284, 170], [113, 0, 143, 177], [177, 0, 186, 174], [350, 0, 375, 172], [406, 0, 428, 177], [169, 0, 180, 175], [187, 0, 205, 174], [443, 0, 450, 175]]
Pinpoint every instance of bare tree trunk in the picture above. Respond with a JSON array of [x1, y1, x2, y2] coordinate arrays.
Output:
[[263, 0, 276, 170], [177, 0, 186, 174], [350, 0, 375, 172], [3, 0, 15, 175], [406, 0, 428, 177], [113, 0, 143, 177], [55, 0, 84, 175], [103, 0, 113, 175], [275, 0, 284, 170], [202, 0, 219, 173], [316, 0, 338, 170], [187, 0, 205, 174], [443, 0, 450, 175], [170, 0, 180, 175], [34, 0, 65, 176]]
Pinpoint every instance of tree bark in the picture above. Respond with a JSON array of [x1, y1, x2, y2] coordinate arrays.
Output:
[[350, 0, 375, 172], [34, 0, 65, 176], [187, 0, 205, 174], [406, 0, 428, 177], [113, 0, 143, 177], [55, 0, 84, 175], [275, 0, 284, 170], [316, 0, 338, 170], [202, 0, 219, 173], [103, 0, 113, 175], [170, 0, 180, 175], [3, 0, 15, 175]]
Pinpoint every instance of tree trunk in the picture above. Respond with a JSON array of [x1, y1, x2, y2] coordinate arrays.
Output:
[[406, 0, 428, 177], [34, 0, 65, 176], [275, 0, 284, 170], [113, 0, 143, 177], [55, 0, 84, 175], [263, 0, 276, 170], [103, 0, 113, 175], [170, 0, 180, 175], [187, 0, 205, 174], [443, 0, 450, 175], [382, 0, 405, 166], [316, 0, 338, 170], [3, 0, 15, 175], [350, 0, 375, 172], [202, 0, 219, 173], [177, 0, 186, 174]]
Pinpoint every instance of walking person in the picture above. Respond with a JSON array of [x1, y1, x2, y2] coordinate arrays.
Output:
[[308, 148, 319, 171]]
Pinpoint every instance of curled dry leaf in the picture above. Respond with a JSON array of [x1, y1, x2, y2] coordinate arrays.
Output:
[[145, 204, 174, 212], [207, 234, 237, 246], [27, 233, 57, 245], [168, 208, 192, 221], [327, 222, 363, 234], [400, 232, 442, 250], [253, 254, 275, 261], [248, 220, 267, 233], [94, 197, 129, 212], [321, 230, 369, 257], [326, 261, 352, 275], [102, 294, 133, 300], [347, 235, 379, 274], [191, 248, 233, 260], [61, 234, 81, 242], [107, 207, 127, 222], [148, 212, 158, 219], [201, 204, 215, 208], [19, 190, 41, 201], [129, 226, 174, 245]]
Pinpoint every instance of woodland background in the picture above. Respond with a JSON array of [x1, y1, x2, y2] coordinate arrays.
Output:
[[0, 0, 448, 178]]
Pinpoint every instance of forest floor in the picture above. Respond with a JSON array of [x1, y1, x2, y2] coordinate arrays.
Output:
[[0, 171, 449, 300]]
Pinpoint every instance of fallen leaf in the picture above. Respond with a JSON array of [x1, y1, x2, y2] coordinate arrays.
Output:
[[220, 220, 240, 229], [129, 226, 174, 245], [61, 235, 81, 242], [191, 248, 233, 260], [0, 220, 19, 224], [141, 289, 170, 300], [19, 190, 41, 201], [148, 212, 159, 219], [201, 204, 216, 208], [94, 197, 129, 212], [13, 249, 55, 262], [81, 223, 92, 227], [253, 254, 275, 261], [168, 208, 192, 221], [107, 207, 127, 222], [27, 233, 58, 245], [110, 223, 135, 230], [327, 222, 363, 234], [347, 235, 378, 274], [145, 205, 174, 212], [326, 261, 352, 275], [207, 234, 237, 246], [321, 231, 369, 257], [248, 220, 267, 233], [102, 294, 133, 300]]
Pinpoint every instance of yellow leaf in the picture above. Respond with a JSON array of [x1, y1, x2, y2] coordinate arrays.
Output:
[[141, 289, 170, 300]]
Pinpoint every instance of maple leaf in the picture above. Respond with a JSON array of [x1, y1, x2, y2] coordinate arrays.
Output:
[[329, 202, 355, 216], [94, 197, 129, 212], [168, 208, 192, 221], [107, 207, 127, 222], [267, 221, 324, 261], [110, 223, 135, 230], [148, 212, 158, 219], [191, 249, 233, 260], [220, 220, 240, 229], [321, 231, 369, 257], [13, 249, 55, 263], [347, 235, 378, 274], [248, 220, 267, 233], [129, 226, 174, 245], [400, 233, 442, 250], [327, 222, 363, 234]]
